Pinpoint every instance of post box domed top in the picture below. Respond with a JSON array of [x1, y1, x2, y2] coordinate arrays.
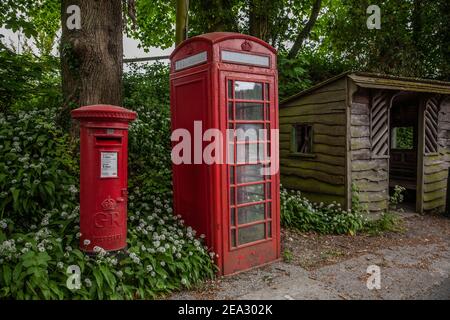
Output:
[[71, 105, 137, 122]]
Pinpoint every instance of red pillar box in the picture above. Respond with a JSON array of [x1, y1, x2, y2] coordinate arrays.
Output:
[[71, 105, 137, 252], [170, 33, 281, 275]]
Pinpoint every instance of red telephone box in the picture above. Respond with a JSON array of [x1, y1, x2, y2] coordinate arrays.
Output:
[[71, 105, 137, 253], [170, 33, 280, 275]]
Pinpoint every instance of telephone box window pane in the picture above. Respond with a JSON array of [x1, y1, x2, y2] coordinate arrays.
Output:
[[236, 164, 264, 183], [266, 182, 272, 199], [228, 80, 233, 99], [230, 208, 236, 226], [229, 166, 235, 184], [238, 223, 265, 245], [228, 102, 234, 120], [230, 187, 235, 205], [236, 143, 265, 163], [235, 103, 264, 120], [267, 202, 272, 218], [265, 83, 269, 100], [236, 124, 264, 141], [238, 203, 265, 224], [228, 143, 234, 164], [268, 222, 272, 238], [231, 229, 236, 247], [266, 104, 270, 120], [237, 184, 264, 204], [234, 81, 263, 100]]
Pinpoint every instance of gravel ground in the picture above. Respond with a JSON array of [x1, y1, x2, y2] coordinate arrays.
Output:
[[168, 211, 450, 300]]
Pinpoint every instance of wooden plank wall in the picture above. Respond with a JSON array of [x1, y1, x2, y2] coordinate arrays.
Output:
[[423, 96, 450, 212], [350, 89, 389, 213], [279, 79, 347, 206]]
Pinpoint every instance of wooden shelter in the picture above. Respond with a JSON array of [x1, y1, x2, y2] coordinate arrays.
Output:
[[280, 72, 450, 214]]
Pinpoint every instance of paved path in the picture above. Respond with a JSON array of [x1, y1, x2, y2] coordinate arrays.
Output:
[[172, 242, 450, 300]]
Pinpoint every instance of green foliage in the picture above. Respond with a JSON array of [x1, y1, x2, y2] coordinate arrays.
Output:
[[127, 0, 176, 50], [124, 63, 172, 196], [283, 249, 293, 263], [0, 61, 215, 300], [363, 212, 404, 236], [389, 185, 406, 211], [351, 183, 368, 216], [0, 45, 61, 112], [323, 0, 450, 80], [0, 109, 77, 225], [0, 0, 38, 38], [0, 0, 60, 55], [394, 127, 414, 150], [280, 188, 366, 235], [278, 50, 352, 100], [281, 187, 404, 236], [0, 190, 215, 299]]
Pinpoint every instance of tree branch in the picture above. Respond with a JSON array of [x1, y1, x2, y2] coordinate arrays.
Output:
[[287, 0, 322, 59]]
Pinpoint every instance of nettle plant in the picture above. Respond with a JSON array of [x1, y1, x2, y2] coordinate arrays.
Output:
[[0, 190, 215, 299]]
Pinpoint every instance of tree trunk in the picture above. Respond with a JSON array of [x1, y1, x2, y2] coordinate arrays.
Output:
[[60, 0, 123, 131], [176, 0, 189, 46], [248, 0, 271, 42], [287, 0, 322, 59]]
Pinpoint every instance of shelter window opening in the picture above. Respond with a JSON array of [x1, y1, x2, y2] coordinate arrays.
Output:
[[291, 124, 313, 155]]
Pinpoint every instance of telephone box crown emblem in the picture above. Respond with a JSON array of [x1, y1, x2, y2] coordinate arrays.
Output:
[[101, 196, 117, 211], [241, 40, 252, 51]]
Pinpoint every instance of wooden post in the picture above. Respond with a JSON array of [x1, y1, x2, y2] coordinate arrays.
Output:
[[416, 99, 425, 214], [176, 0, 189, 46]]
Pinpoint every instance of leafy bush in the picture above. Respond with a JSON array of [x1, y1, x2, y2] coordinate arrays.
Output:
[[280, 188, 366, 235], [0, 44, 61, 113], [0, 109, 78, 225], [390, 185, 406, 210], [281, 187, 405, 236], [124, 63, 172, 197], [0, 189, 215, 299]]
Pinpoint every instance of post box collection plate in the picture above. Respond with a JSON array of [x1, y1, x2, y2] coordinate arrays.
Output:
[[101, 152, 118, 178]]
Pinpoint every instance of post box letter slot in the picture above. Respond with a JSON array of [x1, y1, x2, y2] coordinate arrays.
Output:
[[95, 136, 122, 146]]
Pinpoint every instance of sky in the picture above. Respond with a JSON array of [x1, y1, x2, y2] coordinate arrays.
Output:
[[0, 27, 174, 62]]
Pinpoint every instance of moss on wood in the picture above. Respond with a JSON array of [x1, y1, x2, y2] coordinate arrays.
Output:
[[352, 159, 388, 171], [280, 114, 346, 126], [351, 138, 371, 150], [279, 102, 345, 117], [280, 175, 346, 196], [281, 167, 345, 185], [280, 158, 346, 174], [423, 190, 446, 202]]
